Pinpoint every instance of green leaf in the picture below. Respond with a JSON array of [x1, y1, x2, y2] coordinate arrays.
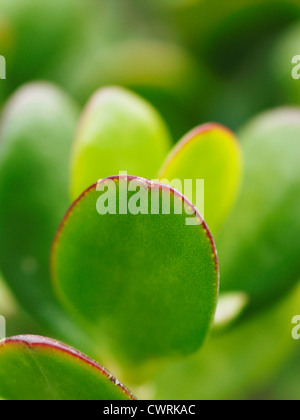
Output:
[[158, 123, 243, 233], [0, 335, 134, 400], [61, 38, 206, 139], [0, 83, 93, 351], [217, 108, 300, 308], [66, 39, 199, 101], [1, 0, 86, 86], [52, 175, 219, 369], [70, 86, 172, 200], [151, 282, 300, 400]]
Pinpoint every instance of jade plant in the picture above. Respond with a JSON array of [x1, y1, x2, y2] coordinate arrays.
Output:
[[0, 83, 299, 400]]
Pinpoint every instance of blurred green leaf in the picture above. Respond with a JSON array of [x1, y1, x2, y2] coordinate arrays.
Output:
[[217, 108, 300, 309], [71, 86, 172, 200], [162, 0, 300, 55], [0, 83, 94, 352], [61, 39, 207, 140], [0, 335, 134, 400], [213, 292, 248, 330], [259, 347, 300, 400], [158, 123, 242, 233], [151, 282, 300, 400], [1, 0, 88, 87], [0, 273, 18, 319], [53, 175, 219, 371], [65, 40, 199, 102], [271, 23, 300, 104], [156, 0, 202, 8]]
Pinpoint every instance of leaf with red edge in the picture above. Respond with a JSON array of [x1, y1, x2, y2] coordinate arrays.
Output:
[[0, 335, 134, 401], [52, 175, 219, 372], [158, 123, 242, 233]]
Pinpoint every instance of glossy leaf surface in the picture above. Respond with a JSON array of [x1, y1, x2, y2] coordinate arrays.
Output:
[[53, 176, 219, 367], [0, 335, 134, 400]]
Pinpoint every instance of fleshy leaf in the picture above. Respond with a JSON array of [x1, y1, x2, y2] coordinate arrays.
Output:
[[158, 123, 243, 233], [71, 86, 172, 200], [0, 335, 134, 400], [217, 108, 300, 308], [52, 175, 219, 368], [0, 83, 93, 351]]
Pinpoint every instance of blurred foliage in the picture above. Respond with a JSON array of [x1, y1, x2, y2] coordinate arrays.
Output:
[[71, 86, 171, 199], [0, 83, 97, 358], [217, 108, 300, 310], [1, 0, 300, 400], [1, 0, 298, 136], [151, 283, 300, 400]]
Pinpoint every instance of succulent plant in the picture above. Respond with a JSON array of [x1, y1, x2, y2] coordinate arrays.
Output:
[[0, 82, 299, 400]]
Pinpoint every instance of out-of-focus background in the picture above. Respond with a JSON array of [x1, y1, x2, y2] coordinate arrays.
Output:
[[1, 0, 300, 139], [1, 0, 300, 400]]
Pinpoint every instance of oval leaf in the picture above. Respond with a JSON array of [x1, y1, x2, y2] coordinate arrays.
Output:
[[0, 83, 92, 350], [158, 123, 243, 233], [0, 335, 134, 400], [217, 108, 300, 308], [71, 86, 172, 200], [52, 175, 219, 367]]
